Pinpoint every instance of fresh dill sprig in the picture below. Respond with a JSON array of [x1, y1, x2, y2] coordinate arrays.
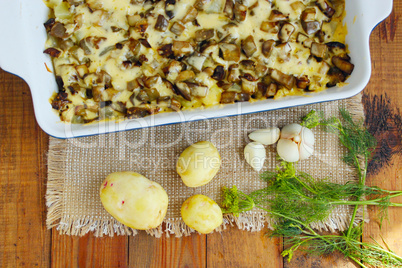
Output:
[[220, 109, 402, 267]]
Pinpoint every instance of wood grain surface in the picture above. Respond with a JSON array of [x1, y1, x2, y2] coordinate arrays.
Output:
[[0, 2, 401, 267]]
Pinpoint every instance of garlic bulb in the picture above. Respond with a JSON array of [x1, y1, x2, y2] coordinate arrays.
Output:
[[277, 123, 315, 162], [244, 142, 266, 172], [248, 127, 280, 145]]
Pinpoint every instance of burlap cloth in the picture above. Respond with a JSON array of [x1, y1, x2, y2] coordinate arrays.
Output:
[[46, 94, 365, 237]]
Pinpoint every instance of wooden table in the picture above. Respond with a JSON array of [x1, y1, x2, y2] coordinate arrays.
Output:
[[1, 2, 401, 267]]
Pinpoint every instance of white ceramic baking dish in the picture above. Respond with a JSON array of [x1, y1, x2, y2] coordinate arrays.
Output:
[[0, 0, 393, 138]]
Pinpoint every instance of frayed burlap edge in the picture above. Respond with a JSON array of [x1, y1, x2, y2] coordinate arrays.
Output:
[[46, 93, 369, 238]]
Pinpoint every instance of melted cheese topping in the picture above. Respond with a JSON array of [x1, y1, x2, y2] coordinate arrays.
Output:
[[44, 0, 350, 123]]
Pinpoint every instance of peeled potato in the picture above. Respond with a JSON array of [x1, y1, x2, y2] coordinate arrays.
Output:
[[181, 194, 223, 234], [177, 141, 221, 187], [99, 171, 168, 230]]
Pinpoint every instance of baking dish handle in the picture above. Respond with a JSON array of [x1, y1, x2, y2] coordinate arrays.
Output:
[[0, 0, 30, 80], [360, 0, 393, 32]]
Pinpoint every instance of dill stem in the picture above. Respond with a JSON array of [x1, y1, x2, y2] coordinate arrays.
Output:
[[294, 175, 318, 195], [346, 158, 366, 239]]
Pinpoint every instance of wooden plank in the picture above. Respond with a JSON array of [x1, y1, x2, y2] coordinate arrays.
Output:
[[207, 226, 282, 268], [362, 0, 402, 259], [51, 233, 128, 268], [129, 231, 206, 267], [0, 70, 51, 267]]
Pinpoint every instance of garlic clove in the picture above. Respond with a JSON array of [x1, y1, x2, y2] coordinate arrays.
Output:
[[301, 126, 315, 147], [277, 139, 300, 162], [248, 127, 280, 145], [244, 142, 266, 172], [299, 141, 314, 160], [280, 123, 302, 139]]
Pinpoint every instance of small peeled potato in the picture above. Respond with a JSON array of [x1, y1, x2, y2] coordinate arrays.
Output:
[[181, 194, 223, 234], [100, 171, 168, 230], [177, 141, 221, 187]]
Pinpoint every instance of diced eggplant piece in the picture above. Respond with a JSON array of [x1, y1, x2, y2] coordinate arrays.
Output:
[[316, 0, 335, 18], [278, 22, 295, 43], [158, 44, 173, 57], [221, 91, 236, 103], [55, 76, 64, 92], [271, 69, 296, 89], [165, 0, 176, 19], [240, 60, 255, 70], [146, 88, 161, 101], [44, 48, 61, 58], [302, 21, 321, 35], [219, 34, 237, 44], [326, 66, 346, 87], [255, 63, 268, 77], [301, 8, 316, 22], [241, 78, 257, 93], [219, 43, 241, 62], [296, 75, 310, 89], [332, 0, 345, 18], [216, 81, 232, 90], [126, 107, 153, 119], [332, 56, 354, 75], [194, 0, 210, 10], [172, 41, 194, 56], [276, 42, 292, 60], [227, 64, 240, 82], [96, 71, 112, 86], [260, 21, 280, 34], [241, 36, 257, 58], [44, 18, 55, 32], [51, 92, 71, 110], [175, 82, 192, 101], [50, 23, 68, 39], [170, 22, 185, 35], [164, 60, 184, 76], [139, 39, 152, 48], [240, 73, 257, 82], [195, 29, 215, 42], [182, 6, 198, 23], [268, 10, 288, 22], [326, 41, 347, 55], [137, 89, 150, 102], [127, 79, 141, 91], [187, 54, 207, 71], [111, 102, 127, 114], [315, 30, 326, 43], [127, 39, 141, 55], [297, 33, 308, 43], [236, 92, 251, 102], [234, 2, 247, 22], [203, 0, 226, 14], [261, 40, 275, 57], [203, 67, 215, 77], [266, 83, 278, 97], [75, 64, 88, 78], [187, 82, 209, 97], [311, 42, 328, 59], [170, 98, 182, 110], [211, 66, 226, 81], [254, 82, 267, 99], [144, 75, 162, 88], [155, 15, 169, 32], [223, 0, 234, 19], [176, 70, 196, 82], [92, 86, 105, 102]]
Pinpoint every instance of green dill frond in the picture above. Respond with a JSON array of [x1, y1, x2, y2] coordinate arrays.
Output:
[[301, 110, 323, 129], [220, 185, 255, 216]]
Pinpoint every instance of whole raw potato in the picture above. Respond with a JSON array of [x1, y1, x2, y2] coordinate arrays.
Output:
[[177, 141, 221, 187], [181, 194, 223, 234], [99, 171, 168, 230]]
